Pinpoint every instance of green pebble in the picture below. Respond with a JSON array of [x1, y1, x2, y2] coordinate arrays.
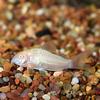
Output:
[[0, 78, 4, 84], [3, 77, 9, 82]]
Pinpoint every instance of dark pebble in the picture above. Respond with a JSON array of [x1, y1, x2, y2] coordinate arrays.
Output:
[[36, 28, 52, 37]]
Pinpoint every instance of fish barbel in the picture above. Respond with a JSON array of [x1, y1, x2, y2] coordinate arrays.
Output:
[[11, 48, 74, 71]]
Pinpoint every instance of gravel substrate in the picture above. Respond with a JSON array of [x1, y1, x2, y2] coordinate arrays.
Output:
[[0, 0, 100, 100]]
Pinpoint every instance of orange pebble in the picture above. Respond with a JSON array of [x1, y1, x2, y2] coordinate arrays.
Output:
[[15, 78, 20, 85]]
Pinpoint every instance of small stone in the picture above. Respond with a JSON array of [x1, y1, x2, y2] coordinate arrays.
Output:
[[88, 75, 99, 85], [71, 77, 79, 85], [63, 83, 72, 91], [20, 88, 30, 97], [0, 86, 10, 92], [21, 3, 31, 14], [8, 0, 18, 3], [15, 24, 21, 31], [3, 62, 12, 72], [45, 21, 52, 29], [38, 84, 46, 91], [0, 93, 6, 100], [53, 71, 63, 77], [15, 78, 20, 85], [50, 96, 59, 100], [72, 84, 80, 91], [36, 28, 52, 37], [3, 76, 9, 82], [31, 97, 37, 100], [20, 76, 26, 83], [33, 91, 38, 97], [86, 86, 92, 92], [28, 93, 33, 97], [26, 76, 32, 84], [95, 69, 100, 78], [15, 73, 23, 79], [5, 11, 13, 20], [56, 81, 63, 87], [0, 78, 4, 84], [42, 94, 50, 100], [0, 67, 4, 72], [35, 8, 45, 16]]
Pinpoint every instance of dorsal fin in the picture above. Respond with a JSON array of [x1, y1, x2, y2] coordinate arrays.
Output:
[[41, 41, 58, 54]]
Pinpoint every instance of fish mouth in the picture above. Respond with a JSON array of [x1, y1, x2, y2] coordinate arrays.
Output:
[[11, 57, 21, 66]]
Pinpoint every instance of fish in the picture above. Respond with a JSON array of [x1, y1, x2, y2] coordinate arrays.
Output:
[[11, 48, 75, 71]]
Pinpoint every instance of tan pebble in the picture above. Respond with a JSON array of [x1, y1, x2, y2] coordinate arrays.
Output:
[[0, 86, 10, 92], [86, 86, 92, 92], [95, 69, 100, 78], [3, 62, 12, 72], [88, 75, 99, 85], [53, 71, 63, 77], [72, 84, 80, 91]]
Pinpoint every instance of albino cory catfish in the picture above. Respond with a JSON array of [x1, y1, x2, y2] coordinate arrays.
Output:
[[11, 47, 93, 72], [11, 48, 74, 71]]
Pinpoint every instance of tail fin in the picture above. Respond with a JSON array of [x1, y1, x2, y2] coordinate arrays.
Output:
[[72, 50, 94, 69]]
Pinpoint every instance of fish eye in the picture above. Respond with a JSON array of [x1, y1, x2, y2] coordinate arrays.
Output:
[[19, 55, 24, 58]]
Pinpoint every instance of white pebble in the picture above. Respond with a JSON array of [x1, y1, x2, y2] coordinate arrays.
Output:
[[0, 67, 4, 72], [53, 71, 63, 77], [15, 73, 22, 79], [8, 0, 17, 3], [45, 21, 52, 28], [21, 3, 31, 14], [71, 77, 79, 85], [0, 93, 6, 100], [5, 11, 13, 20], [36, 8, 45, 16], [33, 91, 38, 97], [31, 97, 37, 100], [15, 24, 21, 31], [38, 84, 46, 91], [26, 76, 32, 84], [42, 94, 50, 100]]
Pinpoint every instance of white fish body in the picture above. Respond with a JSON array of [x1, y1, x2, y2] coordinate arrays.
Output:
[[11, 48, 74, 71]]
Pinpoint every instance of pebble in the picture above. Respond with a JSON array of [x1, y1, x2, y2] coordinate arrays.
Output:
[[26, 76, 32, 84], [3, 62, 12, 72], [72, 84, 80, 91], [0, 78, 4, 84], [21, 3, 31, 14], [8, 0, 18, 3], [20, 88, 30, 97], [0, 86, 10, 92], [36, 28, 52, 37], [15, 73, 23, 79], [86, 86, 92, 92], [57, 81, 63, 87], [71, 77, 79, 85], [33, 91, 38, 97], [45, 21, 52, 28], [38, 84, 46, 91], [63, 84, 72, 92], [15, 24, 21, 31], [0, 67, 4, 72], [88, 75, 99, 85], [35, 8, 46, 16], [95, 69, 100, 78], [31, 97, 37, 100], [3, 76, 9, 82], [20, 76, 26, 83], [28, 93, 33, 97], [50, 96, 59, 100], [5, 11, 13, 20], [42, 94, 50, 100], [53, 71, 63, 77], [0, 93, 6, 100]]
